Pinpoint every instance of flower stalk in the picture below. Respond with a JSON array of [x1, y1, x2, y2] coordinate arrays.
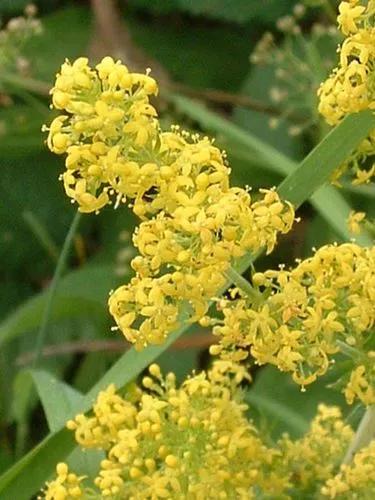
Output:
[[32, 210, 81, 368], [224, 266, 261, 302]]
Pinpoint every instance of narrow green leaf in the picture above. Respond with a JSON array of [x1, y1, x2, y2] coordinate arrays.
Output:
[[277, 110, 375, 206], [245, 391, 309, 436], [341, 182, 375, 199], [30, 370, 104, 479], [11, 371, 34, 426], [0, 429, 75, 500], [310, 186, 364, 243], [83, 325, 186, 404], [30, 370, 83, 432]]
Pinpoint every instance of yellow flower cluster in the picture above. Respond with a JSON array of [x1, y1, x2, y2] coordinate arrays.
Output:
[[319, 0, 375, 124], [108, 187, 294, 349], [318, 0, 375, 184], [345, 363, 375, 404], [43, 362, 280, 499], [42, 367, 373, 500], [278, 404, 354, 496], [46, 57, 295, 349], [211, 243, 375, 403], [46, 56, 159, 213], [42, 463, 84, 499], [322, 440, 375, 498]]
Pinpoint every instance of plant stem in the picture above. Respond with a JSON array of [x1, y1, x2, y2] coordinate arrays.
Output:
[[1, 72, 50, 96], [336, 340, 364, 361], [225, 266, 261, 301], [343, 405, 375, 464], [32, 210, 81, 368]]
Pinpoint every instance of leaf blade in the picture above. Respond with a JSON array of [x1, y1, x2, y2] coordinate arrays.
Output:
[[30, 370, 83, 432]]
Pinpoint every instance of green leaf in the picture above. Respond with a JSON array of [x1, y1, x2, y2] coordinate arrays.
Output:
[[247, 366, 346, 439], [0, 264, 116, 347], [0, 428, 75, 500], [246, 391, 309, 437], [11, 371, 34, 426], [0, 326, 187, 499], [30, 370, 83, 432], [30, 370, 104, 479], [277, 109, 375, 206], [83, 325, 187, 403], [2, 102, 374, 500], [171, 95, 375, 245]]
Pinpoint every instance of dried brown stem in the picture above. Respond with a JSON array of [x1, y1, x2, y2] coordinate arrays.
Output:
[[168, 82, 281, 116], [16, 333, 214, 366]]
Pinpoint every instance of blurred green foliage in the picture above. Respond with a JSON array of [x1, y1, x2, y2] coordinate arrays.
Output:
[[0, 0, 373, 493]]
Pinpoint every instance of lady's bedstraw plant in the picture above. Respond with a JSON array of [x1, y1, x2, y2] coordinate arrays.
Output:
[[42, 362, 367, 499], [250, 2, 339, 139], [45, 56, 295, 350], [209, 0, 375, 406], [318, 0, 375, 184], [210, 242, 375, 404], [41, 1, 375, 497]]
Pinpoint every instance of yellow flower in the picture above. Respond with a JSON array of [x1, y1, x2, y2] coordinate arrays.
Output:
[[347, 210, 366, 234], [338, 1, 366, 35], [46, 57, 159, 214], [318, 1, 375, 184], [42, 372, 365, 499], [344, 363, 375, 405], [46, 57, 296, 351], [278, 405, 353, 493], [42, 463, 84, 499], [322, 440, 375, 498]]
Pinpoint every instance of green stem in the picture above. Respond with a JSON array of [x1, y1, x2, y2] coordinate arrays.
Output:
[[343, 406, 375, 464], [225, 266, 261, 301], [32, 210, 81, 368], [336, 340, 364, 361], [1, 72, 50, 96]]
